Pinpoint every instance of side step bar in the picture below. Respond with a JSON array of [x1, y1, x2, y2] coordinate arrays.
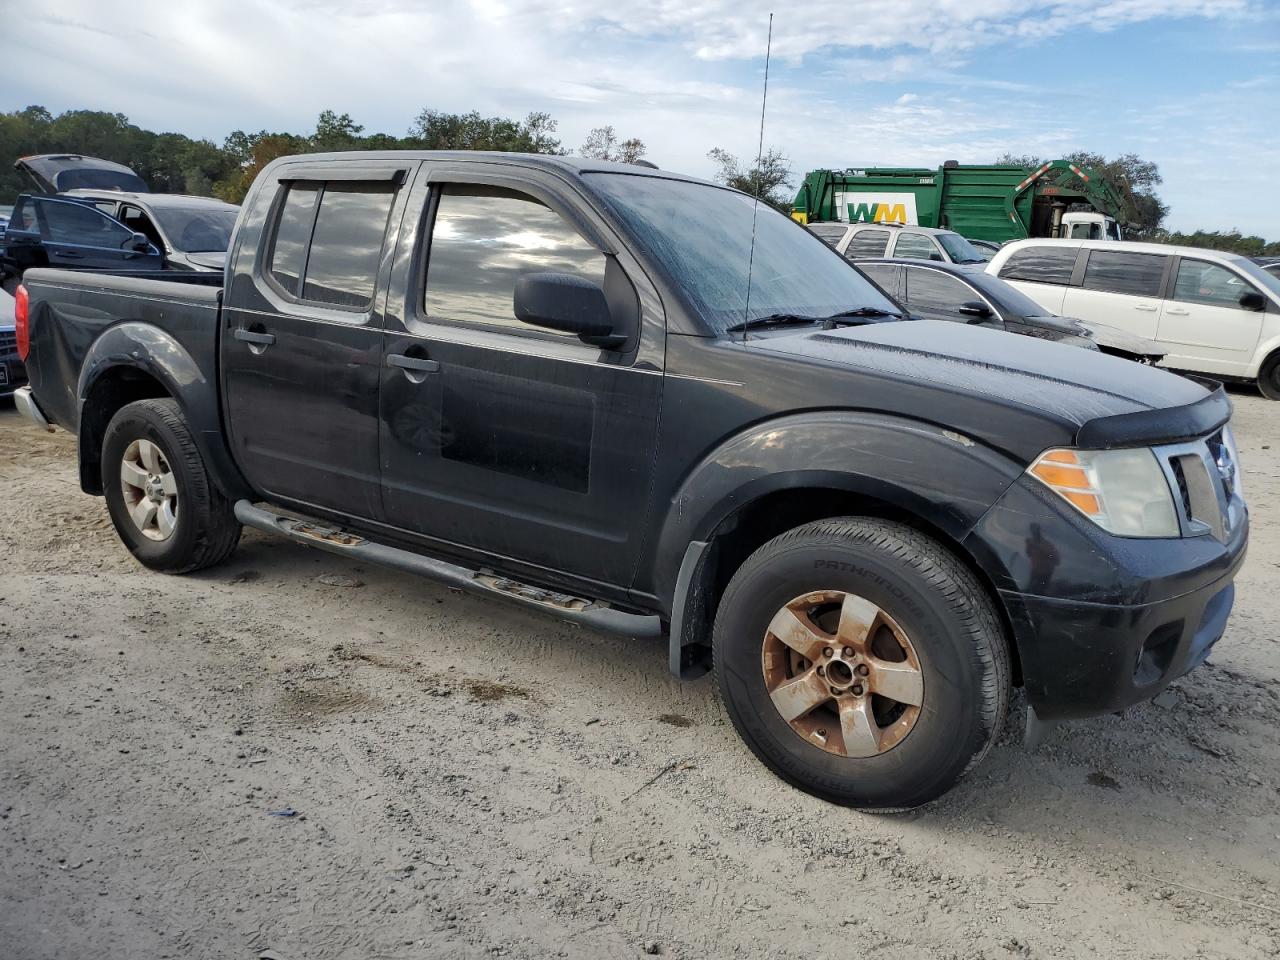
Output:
[[233, 500, 663, 638]]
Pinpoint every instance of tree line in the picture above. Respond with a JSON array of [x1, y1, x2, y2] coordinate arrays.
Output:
[[1, 106, 1273, 256]]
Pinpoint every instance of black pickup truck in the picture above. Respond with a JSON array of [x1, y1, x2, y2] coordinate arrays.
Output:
[[12, 152, 1248, 809]]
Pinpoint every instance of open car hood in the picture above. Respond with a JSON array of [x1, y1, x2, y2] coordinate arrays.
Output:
[[15, 154, 149, 195]]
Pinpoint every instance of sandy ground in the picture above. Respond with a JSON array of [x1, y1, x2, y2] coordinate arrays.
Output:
[[1, 390, 1278, 960]]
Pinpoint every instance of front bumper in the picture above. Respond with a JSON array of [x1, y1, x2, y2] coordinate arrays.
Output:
[[967, 473, 1248, 722]]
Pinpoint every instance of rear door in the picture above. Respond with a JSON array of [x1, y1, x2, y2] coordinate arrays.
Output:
[[993, 245, 1079, 314], [36, 197, 163, 270], [376, 163, 663, 589], [1060, 249, 1170, 339], [2, 197, 47, 272], [219, 162, 413, 520], [1155, 257, 1265, 376]]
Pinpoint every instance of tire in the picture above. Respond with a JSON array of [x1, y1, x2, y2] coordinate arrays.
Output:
[[102, 398, 241, 573], [1258, 354, 1280, 401], [713, 518, 1010, 811]]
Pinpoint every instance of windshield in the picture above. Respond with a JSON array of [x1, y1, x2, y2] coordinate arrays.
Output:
[[937, 233, 987, 264], [1233, 257, 1280, 301], [150, 205, 239, 252], [586, 174, 900, 335]]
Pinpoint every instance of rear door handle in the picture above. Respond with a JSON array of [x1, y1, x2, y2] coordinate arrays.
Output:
[[387, 353, 440, 374], [59, 251, 85, 260], [234, 328, 276, 346]]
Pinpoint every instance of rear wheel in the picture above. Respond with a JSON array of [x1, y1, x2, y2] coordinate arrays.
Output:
[[714, 518, 1009, 810], [102, 398, 241, 573], [1258, 354, 1280, 401]]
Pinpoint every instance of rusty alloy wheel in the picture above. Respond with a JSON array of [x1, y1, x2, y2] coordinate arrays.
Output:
[[761, 590, 924, 758]]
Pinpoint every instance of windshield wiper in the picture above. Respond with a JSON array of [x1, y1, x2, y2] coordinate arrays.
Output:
[[822, 306, 904, 324], [724, 313, 824, 333]]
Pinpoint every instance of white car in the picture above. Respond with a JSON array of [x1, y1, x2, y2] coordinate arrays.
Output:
[[986, 239, 1280, 399], [808, 223, 989, 266]]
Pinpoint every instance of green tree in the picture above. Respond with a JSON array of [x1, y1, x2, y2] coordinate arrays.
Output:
[[579, 125, 647, 164], [707, 146, 792, 210], [406, 109, 562, 153]]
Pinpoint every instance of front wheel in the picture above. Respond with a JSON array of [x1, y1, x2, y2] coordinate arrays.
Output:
[[1258, 354, 1280, 401], [102, 398, 241, 573], [714, 518, 1010, 810]]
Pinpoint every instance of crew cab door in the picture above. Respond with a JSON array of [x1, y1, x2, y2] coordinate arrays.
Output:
[[376, 162, 663, 589], [1155, 257, 1266, 376], [35, 197, 163, 270], [219, 162, 412, 519]]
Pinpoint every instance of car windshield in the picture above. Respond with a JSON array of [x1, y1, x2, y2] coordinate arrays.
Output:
[[937, 233, 987, 264], [150, 205, 239, 252], [586, 174, 900, 335], [1233, 257, 1280, 300]]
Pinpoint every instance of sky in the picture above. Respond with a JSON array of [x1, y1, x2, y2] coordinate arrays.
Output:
[[8, 0, 1280, 235]]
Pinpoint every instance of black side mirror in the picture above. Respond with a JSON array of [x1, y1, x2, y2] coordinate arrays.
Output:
[[958, 300, 993, 322], [1239, 290, 1266, 311], [514, 272, 623, 348]]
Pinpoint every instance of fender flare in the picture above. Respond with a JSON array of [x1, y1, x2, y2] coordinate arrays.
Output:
[[652, 412, 1026, 675], [76, 322, 251, 500]]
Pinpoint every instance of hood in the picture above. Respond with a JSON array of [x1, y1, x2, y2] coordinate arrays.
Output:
[[181, 251, 227, 271], [749, 319, 1226, 453], [1074, 319, 1166, 360], [16, 154, 149, 195]]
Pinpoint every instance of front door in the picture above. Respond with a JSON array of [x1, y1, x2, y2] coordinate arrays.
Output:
[[1155, 257, 1265, 376], [377, 165, 663, 591], [36, 197, 163, 271], [220, 164, 411, 519]]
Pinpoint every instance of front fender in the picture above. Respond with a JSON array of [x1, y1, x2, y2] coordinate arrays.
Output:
[[77, 322, 250, 500], [650, 411, 1026, 608]]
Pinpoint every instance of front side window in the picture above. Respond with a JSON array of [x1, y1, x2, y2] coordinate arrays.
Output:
[[1172, 260, 1257, 310], [40, 200, 133, 246], [844, 228, 890, 259], [904, 267, 978, 310], [424, 185, 605, 334], [267, 181, 396, 309], [1081, 251, 1166, 297], [999, 246, 1078, 285], [893, 232, 943, 261]]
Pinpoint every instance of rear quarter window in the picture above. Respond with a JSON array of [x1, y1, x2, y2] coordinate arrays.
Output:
[[844, 229, 890, 259], [998, 246, 1078, 285]]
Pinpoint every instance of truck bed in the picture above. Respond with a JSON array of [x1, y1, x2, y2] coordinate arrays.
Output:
[[21, 267, 222, 435]]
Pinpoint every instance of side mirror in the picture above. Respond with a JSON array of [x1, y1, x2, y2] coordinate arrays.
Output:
[[514, 272, 624, 348], [127, 232, 152, 252], [1240, 290, 1266, 311], [958, 300, 993, 322]]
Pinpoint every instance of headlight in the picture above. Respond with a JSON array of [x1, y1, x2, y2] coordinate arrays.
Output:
[[1029, 447, 1180, 538]]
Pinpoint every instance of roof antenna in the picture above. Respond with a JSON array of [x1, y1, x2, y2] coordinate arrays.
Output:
[[741, 12, 774, 343]]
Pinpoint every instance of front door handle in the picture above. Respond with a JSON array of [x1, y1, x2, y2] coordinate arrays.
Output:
[[234, 328, 276, 346], [387, 353, 440, 374], [1134, 303, 1158, 312], [1165, 307, 1191, 316], [59, 251, 85, 260]]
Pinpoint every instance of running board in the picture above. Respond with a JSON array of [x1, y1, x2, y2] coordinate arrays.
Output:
[[233, 500, 663, 638]]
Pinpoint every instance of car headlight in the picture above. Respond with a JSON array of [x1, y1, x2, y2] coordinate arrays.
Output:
[[1029, 447, 1180, 538]]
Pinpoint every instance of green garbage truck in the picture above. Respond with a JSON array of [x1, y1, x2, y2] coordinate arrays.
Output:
[[790, 160, 1128, 244]]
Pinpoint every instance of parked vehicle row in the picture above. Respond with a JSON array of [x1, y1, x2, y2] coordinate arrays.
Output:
[[987, 240, 1280, 398], [12, 150, 1248, 810], [0, 155, 237, 278]]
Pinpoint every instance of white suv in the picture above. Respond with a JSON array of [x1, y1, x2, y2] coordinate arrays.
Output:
[[986, 239, 1280, 399], [809, 223, 989, 266]]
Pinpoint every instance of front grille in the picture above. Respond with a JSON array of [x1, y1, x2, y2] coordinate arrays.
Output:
[[1156, 430, 1240, 541]]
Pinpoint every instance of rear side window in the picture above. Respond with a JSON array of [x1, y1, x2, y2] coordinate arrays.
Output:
[[893, 233, 943, 261], [8, 198, 39, 232], [807, 224, 847, 249], [41, 201, 133, 246], [1172, 260, 1257, 310], [904, 267, 977, 309], [844, 229, 890, 259], [268, 181, 397, 309], [858, 263, 902, 300], [424, 185, 605, 334], [998, 246, 1078, 285], [1081, 251, 1166, 297]]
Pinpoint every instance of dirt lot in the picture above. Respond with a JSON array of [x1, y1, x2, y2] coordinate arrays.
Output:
[[1, 392, 1278, 960]]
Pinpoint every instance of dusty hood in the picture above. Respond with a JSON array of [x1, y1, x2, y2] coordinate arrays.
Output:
[[750, 319, 1226, 450], [1076, 320, 1165, 360], [16, 154, 149, 194]]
